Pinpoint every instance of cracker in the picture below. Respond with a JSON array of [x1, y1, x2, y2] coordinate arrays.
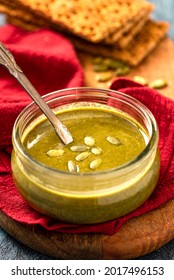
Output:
[[1, 1, 150, 49], [0, 2, 69, 34], [6, 14, 169, 66], [0, 1, 80, 37], [0, 0, 31, 16], [69, 20, 169, 66], [7, 15, 40, 31], [0, 2, 150, 49], [12, 0, 154, 42], [0, 3, 46, 27], [103, 3, 154, 45], [116, 13, 150, 48]]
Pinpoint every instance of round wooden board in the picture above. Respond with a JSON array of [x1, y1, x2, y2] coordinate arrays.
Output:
[[0, 200, 174, 259], [1, 37, 174, 260]]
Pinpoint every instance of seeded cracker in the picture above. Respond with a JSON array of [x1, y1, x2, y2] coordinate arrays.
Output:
[[1, 0, 169, 66], [69, 20, 169, 66], [103, 3, 154, 46], [0, 2, 70, 34], [6, 15, 169, 67], [0, 4, 47, 28], [8, 0, 154, 43], [0, 2, 149, 49], [7, 16, 39, 31], [110, 12, 150, 48]]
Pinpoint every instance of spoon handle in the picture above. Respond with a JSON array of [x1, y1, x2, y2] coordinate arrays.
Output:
[[0, 42, 73, 145]]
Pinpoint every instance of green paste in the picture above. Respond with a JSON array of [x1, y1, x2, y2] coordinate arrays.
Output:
[[23, 106, 146, 172]]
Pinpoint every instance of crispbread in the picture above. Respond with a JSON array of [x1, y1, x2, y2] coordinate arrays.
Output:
[[115, 13, 150, 48], [69, 20, 169, 66], [0, 1, 151, 49], [0, 3, 47, 27], [5, 9, 148, 49], [7, 15, 40, 31], [103, 3, 154, 45], [6, 14, 169, 67], [0, 2, 72, 35], [0, 0, 31, 17], [10, 0, 154, 43]]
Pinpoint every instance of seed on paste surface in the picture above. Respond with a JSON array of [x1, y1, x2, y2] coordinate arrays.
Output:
[[53, 142, 65, 149], [75, 151, 90, 162], [106, 136, 121, 145], [91, 147, 102, 155], [84, 136, 95, 146], [70, 145, 87, 152], [90, 158, 102, 170], [46, 149, 64, 157], [67, 160, 79, 172]]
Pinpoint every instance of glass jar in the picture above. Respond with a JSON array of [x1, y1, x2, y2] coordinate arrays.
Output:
[[11, 88, 160, 224]]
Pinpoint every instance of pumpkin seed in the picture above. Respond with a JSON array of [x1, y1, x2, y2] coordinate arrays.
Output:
[[106, 136, 121, 145], [95, 72, 113, 82], [53, 142, 65, 149], [115, 66, 130, 76], [93, 63, 109, 72], [47, 149, 64, 157], [84, 136, 95, 146], [67, 160, 79, 172], [75, 151, 90, 161], [92, 56, 103, 64], [90, 158, 102, 170], [133, 76, 148, 85], [149, 79, 167, 89], [104, 58, 127, 69], [70, 145, 87, 152], [91, 147, 102, 155]]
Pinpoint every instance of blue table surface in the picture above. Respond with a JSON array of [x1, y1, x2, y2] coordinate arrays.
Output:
[[0, 0, 174, 260]]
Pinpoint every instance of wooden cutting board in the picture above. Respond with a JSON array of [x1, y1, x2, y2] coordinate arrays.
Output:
[[78, 37, 174, 100], [0, 37, 174, 260]]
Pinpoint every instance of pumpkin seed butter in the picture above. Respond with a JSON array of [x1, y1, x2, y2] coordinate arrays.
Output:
[[23, 105, 146, 172]]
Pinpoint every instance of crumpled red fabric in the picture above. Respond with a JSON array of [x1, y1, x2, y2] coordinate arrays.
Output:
[[0, 27, 174, 236], [0, 24, 84, 148]]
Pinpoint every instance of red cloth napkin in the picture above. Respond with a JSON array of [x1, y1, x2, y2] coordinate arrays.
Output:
[[0, 26, 174, 235], [0, 24, 84, 148]]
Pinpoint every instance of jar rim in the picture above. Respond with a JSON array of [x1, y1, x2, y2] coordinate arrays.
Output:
[[12, 87, 159, 177]]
